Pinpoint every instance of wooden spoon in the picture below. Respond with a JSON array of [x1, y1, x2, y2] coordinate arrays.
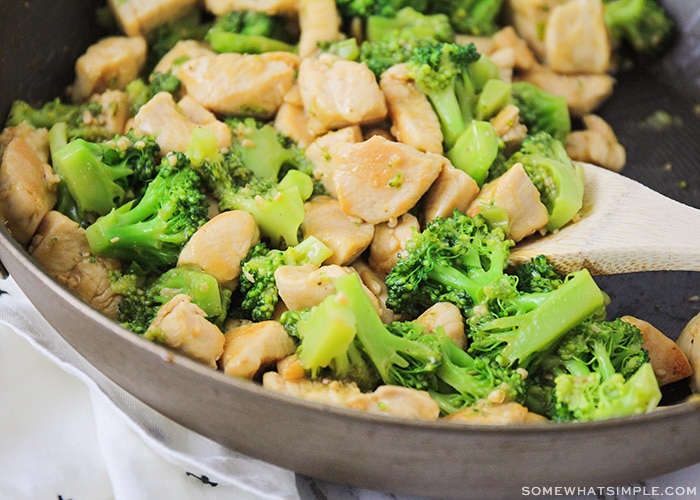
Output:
[[509, 162, 700, 275]]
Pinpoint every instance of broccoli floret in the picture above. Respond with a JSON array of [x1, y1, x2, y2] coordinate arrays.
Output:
[[530, 318, 661, 421], [511, 81, 571, 143], [317, 38, 361, 60], [85, 152, 208, 271], [336, 0, 429, 19], [206, 10, 296, 54], [514, 254, 565, 294], [145, 10, 213, 72], [125, 72, 182, 116], [6, 98, 113, 141], [237, 236, 333, 321], [603, 0, 676, 60], [365, 7, 454, 43], [504, 131, 585, 231], [359, 37, 429, 78], [428, 0, 505, 36], [385, 211, 514, 320]]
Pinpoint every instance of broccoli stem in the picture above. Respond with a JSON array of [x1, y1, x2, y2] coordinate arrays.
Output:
[[423, 85, 466, 149], [446, 120, 500, 186], [207, 31, 296, 54]]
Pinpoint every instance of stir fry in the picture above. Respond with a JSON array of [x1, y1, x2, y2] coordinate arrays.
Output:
[[0, 0, 694, 425]]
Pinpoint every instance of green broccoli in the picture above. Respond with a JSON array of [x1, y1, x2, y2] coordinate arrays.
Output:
[[125, 72, 182, 116], [603, 0, 676, 60], [511, 81, 571, 143], [428, 0, 505, 36], [85, 152, 208, 271], [445, 119, 502, 186], [514, 254, 565, 294], [335, 0, 429, 19], [237, 236, 333, 322], [145, 9, 213, 72], [206, 10, 297, 54], [365, 7, 454, 43], [503, 131, 585, 231], [317, 38, 361, 60]]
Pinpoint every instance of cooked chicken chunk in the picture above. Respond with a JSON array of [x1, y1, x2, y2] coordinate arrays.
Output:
[[276, 354, 307, 382], [152, 40, 215, 76], [108, 0, 198, 37], [298, 0, 342, 59], [177, 52, 299, 118], [468, 163, 549, 242], [379, 63, 443, 154], [220, 321, 296, 379], [90, 90, 131, 136], [274, 99, 316, 148], [297, 53, 388, 135], [416, 303, 467, 351], [305, 126, 363, 197], [330, 135, 446, 224], [565, 114, 626, 172], [622, 316, 693, 387], [505, 0, 562, 59], [0, 121, 49, 164], [442, 401, 548, 425], [368, 212, 419, 276], [0, 137, 60, 245], [490, 104, 528, 153], [421, 163, 480, 224], [544, 0, 611, 75], [178, 210, 260, 289], [204, 0, 298, 15], [28, 211, 122, 318], [133, 92, 231, 153], [302, 195, 375, 265], [491, 26, 536, 72], [274, 263, 352, 311], [677, 312, 700, 392], [351, 258, 398, 323], [71, 36, 147, 102], [518, 64, 615, 116]]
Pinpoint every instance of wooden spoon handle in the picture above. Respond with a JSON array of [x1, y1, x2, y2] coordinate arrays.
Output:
[[509, 163, 700, 275]]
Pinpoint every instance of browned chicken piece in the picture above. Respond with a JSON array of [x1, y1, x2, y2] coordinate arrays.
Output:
[[379, 63, 443, 154], [518, 64, 616, 116], [443, 401, 548, 425], [330, 135, 446, 224], [220, 320, 296, 379], [468, 163, 549, 242], [622, 316, 693, 387], [490, 104, 528, 154], [274, 99, 316, 148], [505, 0, 562, 60], [491, 26, 537, 72], [297, 53, 388, 135], [133, 92, 231, 153], [108, 0, 198, 37], [90, 90, 131, 136], [145, 294, 226, 369], [416, 302, 467, 350], [178, 210, 260, 289], [152, 40, 215, 76], [276, 354, 307, 382], [177, 52, 300, 118], [305, 126, 364, 198], [565, 114, 626, 172], [0, 122, 49, 164], [302, 195, 375, 265], [544, 0, 611, 75], [298, 0, 342, 59], [368, 212, 419, 276], [421, 163, 480, 224], [677, 312, 700, 392], [71, 36, 147, 102], [351, 258, 398, 323], [204, 0, 298, 15], [28, 211, 122, 319], [0, 137, 60, 245], [274, 263, 352, 311]]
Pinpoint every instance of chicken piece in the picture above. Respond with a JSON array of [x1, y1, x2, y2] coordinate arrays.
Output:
[[468, 163, 549, 242], [301, 195, 375, 265], [346, 385, 440, 420], [263, 372, 365, 407], [89, 90, 131, 136], [178, 210, 260, 289], [442, 401, 548, 425], [274, 99, 316, 148], [504, 0, 563, 60], [379, 63, 443, 154], [298, 0, 342, 59], [220, 320, 295, 379], [276, 354, 307, 382], [565, 114, 626, 172], [108, 0, 198, 37], [305, 126, 363, 197], [0, 121, 50, 164], [421, 163, 480, 224], [177, 52, 299, 118], [351, 258, 398, 323], [0, 138, 60, 245], [204, 0, 298, 15], [518, 64, 615, 116], [297, 53, 388, 135], [488, 47, 516, 83], [416, 302, 467, 351], [152, 40, 216, 76], [133, 92, 231, 153], [491, 26, 536, 72], [622, 316, 693, 387], [677, 312, 700, 392], [274, 263, 352, 311], [146, 294, 225, 368], [544, 0, 611, 75], [490, 104, 528, 153], [28, 211, 122, 318], [368, 212, 419, 276], [71, 36, 147, 102], [330, 135, 446, 224]]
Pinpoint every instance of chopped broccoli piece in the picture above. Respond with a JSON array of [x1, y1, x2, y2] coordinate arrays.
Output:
[[445, 119, 501, 186], [145, 10, 213, 72], [206, 10, 297, 54], [511, 81, 571, 143], [317, 38, 361, 60], [514, 254, 565, 294], [603, 0, 676, 60], [428, 0, 505, 36], [85, 152, 209, 271], [365, 7, 454, 43], [336, 0, 429, 19]]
